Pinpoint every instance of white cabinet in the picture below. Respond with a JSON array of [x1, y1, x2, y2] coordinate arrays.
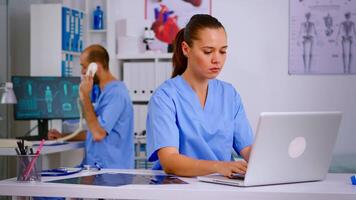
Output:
[[118, 53, 173, 102], [118, 53, 173, 168], [30, 1, 115, 77]]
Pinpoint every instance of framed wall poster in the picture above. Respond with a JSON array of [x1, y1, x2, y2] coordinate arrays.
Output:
[[289, 0, 356, 75], [145, 0, 211, 52]]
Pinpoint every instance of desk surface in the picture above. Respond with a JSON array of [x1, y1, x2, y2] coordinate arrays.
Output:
[[0, 141, 84, 156], [0, 169, 355, 200]]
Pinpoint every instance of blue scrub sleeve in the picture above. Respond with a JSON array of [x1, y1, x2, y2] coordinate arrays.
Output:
[[96, 92, 125, 135], [232, 90, 254, 154], [146, 92, 180, 162]]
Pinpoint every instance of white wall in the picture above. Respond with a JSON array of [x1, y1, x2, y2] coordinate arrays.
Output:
[[114, 0, 356, 157]]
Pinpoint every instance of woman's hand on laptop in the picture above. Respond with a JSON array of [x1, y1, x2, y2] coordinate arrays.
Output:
[[215, 160, 248, 178]]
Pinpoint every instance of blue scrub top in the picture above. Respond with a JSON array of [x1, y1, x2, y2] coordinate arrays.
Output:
[[83, 80, 134, 169], [147, 75, 253, 169]]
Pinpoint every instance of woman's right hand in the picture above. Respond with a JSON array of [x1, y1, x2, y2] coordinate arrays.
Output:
[[47, 129, 62, 140], [214, 160, 248, 178]]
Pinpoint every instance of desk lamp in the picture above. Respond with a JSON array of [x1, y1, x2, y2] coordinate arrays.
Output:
[[0, 82, 17, 120], [1, 82, 17, 104]]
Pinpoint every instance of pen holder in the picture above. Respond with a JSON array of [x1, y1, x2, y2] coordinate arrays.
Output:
[[17, 155, 42, 182]]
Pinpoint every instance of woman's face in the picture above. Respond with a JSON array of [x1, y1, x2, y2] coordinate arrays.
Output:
[[182, 27, 227, 80]]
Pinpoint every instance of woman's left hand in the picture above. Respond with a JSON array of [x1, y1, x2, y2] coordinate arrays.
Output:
[[214, 160, 248, 178]]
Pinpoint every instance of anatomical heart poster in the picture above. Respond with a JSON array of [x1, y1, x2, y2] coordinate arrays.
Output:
[[145, 0, 211, 52]]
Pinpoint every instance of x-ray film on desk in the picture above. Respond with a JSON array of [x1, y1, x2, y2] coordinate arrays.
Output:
[[49, 173, 187, 186]]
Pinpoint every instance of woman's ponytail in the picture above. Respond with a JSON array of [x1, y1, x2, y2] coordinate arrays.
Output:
[[172, 28, 187, 78]]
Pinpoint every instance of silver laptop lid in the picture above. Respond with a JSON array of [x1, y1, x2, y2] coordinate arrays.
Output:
[[244, 111, 342, 186]]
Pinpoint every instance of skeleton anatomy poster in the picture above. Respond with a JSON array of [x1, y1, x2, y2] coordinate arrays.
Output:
[[289, 0, 356, 74]]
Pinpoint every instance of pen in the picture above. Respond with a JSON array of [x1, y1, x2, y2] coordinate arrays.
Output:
[[25, 146, 29, 155], [15, 148, 21, 155], [20, 139, 25, 153], [16, 141, 25, 155]]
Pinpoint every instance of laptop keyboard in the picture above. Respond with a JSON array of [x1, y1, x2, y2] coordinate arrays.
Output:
[[230, 173, 245, 180]]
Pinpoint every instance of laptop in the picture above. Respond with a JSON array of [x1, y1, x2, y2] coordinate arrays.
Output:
[[198, 111, 342, 187]]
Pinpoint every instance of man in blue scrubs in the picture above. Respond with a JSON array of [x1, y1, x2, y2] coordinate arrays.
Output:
[[147, 14, 253, 177], [48, 44, 134, 169]]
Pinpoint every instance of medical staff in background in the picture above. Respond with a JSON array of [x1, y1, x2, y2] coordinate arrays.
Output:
[[48, 44, 134, 169]]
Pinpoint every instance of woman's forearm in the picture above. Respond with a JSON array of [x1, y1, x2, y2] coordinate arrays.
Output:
[[160, 153, 219, 177]]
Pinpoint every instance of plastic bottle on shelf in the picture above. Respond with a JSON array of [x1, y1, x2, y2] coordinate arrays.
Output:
[[93, 6, 104, 30]]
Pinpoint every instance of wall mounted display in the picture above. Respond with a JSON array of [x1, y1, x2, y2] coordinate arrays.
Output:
[[145, 0, 211, 52], [289, 0, 356, 75]]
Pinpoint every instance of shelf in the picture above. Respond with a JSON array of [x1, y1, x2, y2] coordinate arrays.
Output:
[[117, 53, 173, 60], [69, 7, 85, 14], [88, 29, 107, 33], [62, 50, 81, 56]]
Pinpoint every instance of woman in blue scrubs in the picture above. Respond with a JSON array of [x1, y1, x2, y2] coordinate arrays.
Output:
[[147, 14, 254, 177]]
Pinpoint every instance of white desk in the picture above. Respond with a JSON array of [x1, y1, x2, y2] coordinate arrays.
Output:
[[0, 141, 84, 156], [0, 169, 355, 200]]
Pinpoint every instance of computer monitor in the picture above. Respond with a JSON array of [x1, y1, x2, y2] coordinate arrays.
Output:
[[12, 76, 81, 140]]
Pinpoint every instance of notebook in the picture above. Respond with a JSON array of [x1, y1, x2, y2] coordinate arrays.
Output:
[[198, 111, 342, 187]]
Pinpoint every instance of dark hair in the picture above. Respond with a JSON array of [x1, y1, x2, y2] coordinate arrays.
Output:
[[83, 44, 110, 70], [172, 14, 225, 78]]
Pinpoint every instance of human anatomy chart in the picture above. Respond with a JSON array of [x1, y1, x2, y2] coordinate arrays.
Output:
[[289, 0, 356, 74]]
